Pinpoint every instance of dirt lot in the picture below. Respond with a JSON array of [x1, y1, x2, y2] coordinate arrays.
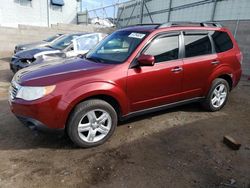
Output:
[[0, 58, 249, 188]]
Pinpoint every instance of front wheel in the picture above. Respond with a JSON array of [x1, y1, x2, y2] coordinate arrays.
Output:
[[202, 78, 230, 111], [67, 99, 117, 148]]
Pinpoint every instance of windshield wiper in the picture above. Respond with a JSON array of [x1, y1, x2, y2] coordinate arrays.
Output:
[[85, 56, 103, 63], [47, 45, 55, 49]]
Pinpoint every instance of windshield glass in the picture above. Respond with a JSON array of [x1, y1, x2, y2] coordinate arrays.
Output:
[[86, 31, 148, 64], [44, 35, 60, 42], [50, 35, 77, 50]]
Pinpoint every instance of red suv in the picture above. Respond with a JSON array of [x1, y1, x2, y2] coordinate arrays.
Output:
[[9, 22, 242, 147]]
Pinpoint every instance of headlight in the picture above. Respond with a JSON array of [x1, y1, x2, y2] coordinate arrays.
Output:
[[16, 85, 55, 101]]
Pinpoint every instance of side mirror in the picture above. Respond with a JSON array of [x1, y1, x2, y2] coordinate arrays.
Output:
[[137, 54, 155, 66]]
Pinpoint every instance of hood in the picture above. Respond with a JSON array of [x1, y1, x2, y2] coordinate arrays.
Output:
[[14, 47, 59, 59], [14, 57, 111, 85], [16, 41, 48, 49]]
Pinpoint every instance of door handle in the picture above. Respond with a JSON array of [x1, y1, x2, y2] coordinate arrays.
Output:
[[211, 60, 220, 65], [171, 67, 183, 73]]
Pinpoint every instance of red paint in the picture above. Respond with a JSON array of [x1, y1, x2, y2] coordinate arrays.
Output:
[[137, 54, 155, 66], [10, 25, 242, 129]]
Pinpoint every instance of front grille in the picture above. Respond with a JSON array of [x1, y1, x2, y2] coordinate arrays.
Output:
[[11, 56, 17, 62], [9, 82, 20, 100]]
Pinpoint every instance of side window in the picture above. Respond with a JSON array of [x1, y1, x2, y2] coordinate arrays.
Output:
[[144, 35, 179, 63], [211, 31, 233, 53], [184, 34, 212, 58]]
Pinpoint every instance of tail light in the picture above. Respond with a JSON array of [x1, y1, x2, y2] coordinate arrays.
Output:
[[236, 52, 243, 64]]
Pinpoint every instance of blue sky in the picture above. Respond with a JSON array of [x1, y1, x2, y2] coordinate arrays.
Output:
[[82, 0, 129, 10], [82, 0, 129, 18]]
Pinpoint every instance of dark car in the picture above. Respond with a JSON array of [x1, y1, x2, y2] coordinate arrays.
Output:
[[9, 22, 242, 148], [10, 33, 87, 73], [14, 34, 63, 54], [33, 33, 107, 65]]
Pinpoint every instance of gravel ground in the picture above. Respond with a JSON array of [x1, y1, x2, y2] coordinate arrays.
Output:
[[0, 58, 249, 188]]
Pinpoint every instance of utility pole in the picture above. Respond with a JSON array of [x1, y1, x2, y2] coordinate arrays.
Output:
[[168, 0, 172, 22], [211, 0, 217, 21], [140, 0, 144, 24], [47, 0, 50, 27], [80, 0, 83, 12]]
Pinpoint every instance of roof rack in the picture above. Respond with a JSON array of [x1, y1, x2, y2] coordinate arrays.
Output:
[[157, 21, 222, 28], [122, 22, 222, 29], [135, 23, 161, 26], [122, 23, 161, 28]]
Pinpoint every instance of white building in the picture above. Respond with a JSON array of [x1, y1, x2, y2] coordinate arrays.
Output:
[[0, 0, 80, 28]]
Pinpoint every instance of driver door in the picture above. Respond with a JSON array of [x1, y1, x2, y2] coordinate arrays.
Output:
[[127, 33, 183, 112]]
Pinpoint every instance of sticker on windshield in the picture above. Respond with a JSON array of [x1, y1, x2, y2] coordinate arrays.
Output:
[[128, 32, 146, 39]]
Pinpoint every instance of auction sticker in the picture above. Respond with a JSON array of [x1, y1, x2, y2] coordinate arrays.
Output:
[[128, 32, 146, 39]]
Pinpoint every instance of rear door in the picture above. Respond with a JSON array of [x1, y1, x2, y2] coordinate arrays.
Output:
[[181, 31, 219, 100]]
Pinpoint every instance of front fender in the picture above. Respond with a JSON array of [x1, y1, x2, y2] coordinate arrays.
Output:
[[61, 81, 129, 120]]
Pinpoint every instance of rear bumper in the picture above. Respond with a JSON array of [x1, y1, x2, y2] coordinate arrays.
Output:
[[233, 69, 242, 88]]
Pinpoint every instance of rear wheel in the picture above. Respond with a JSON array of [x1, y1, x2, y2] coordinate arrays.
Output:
[[202, 78, 229, 111], [67, 99, 117, 148]]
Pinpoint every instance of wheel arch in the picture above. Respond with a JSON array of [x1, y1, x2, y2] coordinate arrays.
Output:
[[217, 74, 233, 91], [64, 93, 123, 132], [206, 65, 234, 95]]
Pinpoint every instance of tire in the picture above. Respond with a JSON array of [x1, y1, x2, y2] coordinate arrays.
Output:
[[202, 78, 230, 112], [67, 99, 117, 148]]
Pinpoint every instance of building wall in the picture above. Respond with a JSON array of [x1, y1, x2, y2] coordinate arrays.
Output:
[[0, 0, 79, 28]]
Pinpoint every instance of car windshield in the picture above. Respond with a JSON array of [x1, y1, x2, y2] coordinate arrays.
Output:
[[50, 35, 77, 50], [44, 35, 60, 42], [86, 31, 148, 64]]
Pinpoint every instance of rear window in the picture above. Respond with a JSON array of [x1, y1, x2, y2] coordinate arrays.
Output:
[[211, 31, 233, 53]]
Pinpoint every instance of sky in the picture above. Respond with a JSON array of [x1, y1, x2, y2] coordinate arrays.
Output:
[[82, 0, 129, 10], [81, 0, 129, 18]]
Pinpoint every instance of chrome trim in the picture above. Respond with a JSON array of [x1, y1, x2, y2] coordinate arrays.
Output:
[[9, 81, 20, 100]]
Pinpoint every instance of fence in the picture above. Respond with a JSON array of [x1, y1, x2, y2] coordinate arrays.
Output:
[[116, 0, 250, 27]]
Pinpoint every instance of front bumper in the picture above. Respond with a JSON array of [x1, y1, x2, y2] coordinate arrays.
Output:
[[9, 94, 69, 130], [16, 115, 64, 133], [10, 56, 31, 73]]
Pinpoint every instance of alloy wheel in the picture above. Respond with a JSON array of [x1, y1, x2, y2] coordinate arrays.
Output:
[[211, 83, 227, 108], [77, 109, 112, 143]]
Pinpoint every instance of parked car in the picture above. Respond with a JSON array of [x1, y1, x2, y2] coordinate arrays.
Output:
[[90, 17, 115, 27], [14, 34, 63, 54], [34, 33, 107, 64], [10, 33, 88, 73], [9, 22, 242, 148]]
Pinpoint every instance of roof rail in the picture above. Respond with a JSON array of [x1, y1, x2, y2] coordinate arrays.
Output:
[[135, 23, 161, 26], [121, 23, 161, 29], [157, 21, 222, 28], [201, 22, 222, 27]]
